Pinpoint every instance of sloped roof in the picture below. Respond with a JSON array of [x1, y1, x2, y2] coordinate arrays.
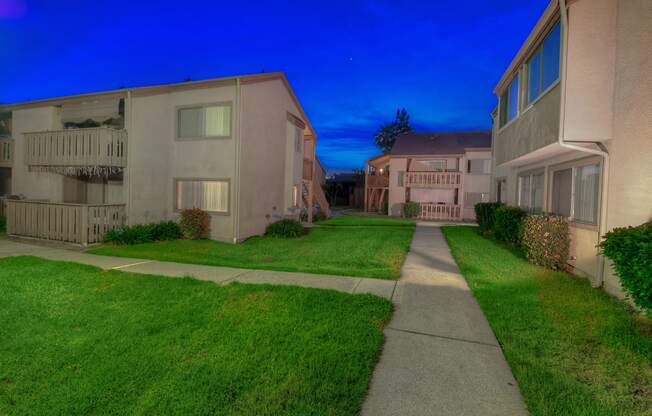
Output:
[[390, 131, 492, 156]]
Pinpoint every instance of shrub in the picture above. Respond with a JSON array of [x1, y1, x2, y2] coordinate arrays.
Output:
[[314, 210, 328, 222], [150, 221, 182, 241], [403, 202, 420, 219], [380, 200, 388, 215], [0, 215, 5, 233], [266, 219, 306, 238], [494, 206, 526, 245], [521, 214, 570, 270], [474, 202, 502, 235], [600, 221, 652, 314], [180, 208, 211, 240], [105, 224, 155, 245]]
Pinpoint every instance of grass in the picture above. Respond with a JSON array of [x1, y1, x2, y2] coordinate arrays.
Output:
[[316, 215, 415, 227], [442, 226, 652, 416], [0, 257, 392, 415], [88, 216, 414, 279]]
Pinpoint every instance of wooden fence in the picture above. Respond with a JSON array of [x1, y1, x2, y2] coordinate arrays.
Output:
[[5, 200, 125, 245]]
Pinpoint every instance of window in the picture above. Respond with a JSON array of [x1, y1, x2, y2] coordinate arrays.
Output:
[[500, 75, 519, 127], [518, 172, 544, 213], [0, 112, 11, 138], [422, 160, 446, 171], [292, 185, 300, 207], [551, 163, 600, 224], [496, 178, 507, 204], [465, 192, 489, 208], [467, 159, 491, 174], [294, 127, 302, 153], [527, 21, 561, 105], [551, 168, 572, 217], [177, 104, 231, 139], [176, 180, 229, 213]]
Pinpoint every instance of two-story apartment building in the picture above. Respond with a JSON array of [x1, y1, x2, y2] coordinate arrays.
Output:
[[0, 72, 328, 245], [491, 0, 652, 297], [365, 131, 492, 220]]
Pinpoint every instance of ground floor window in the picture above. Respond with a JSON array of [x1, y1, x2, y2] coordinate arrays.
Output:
[[496, 178, 507, 204], [518, 172, 544, 213], [175, 179, 229, 213], [551, 163, 600, 224]]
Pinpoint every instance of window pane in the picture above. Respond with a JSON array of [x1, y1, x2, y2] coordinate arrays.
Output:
[[294, 127, 302, 152], [205, 105, 231, 137], [527, 51, 542, 104], [468, 159, 489, 174], [500, 91, 509, 127], [542, 22, 561, 90], [508, 76, 519, 121], [574, 164, 599, 223], [519, 176, 531, 209], [178, 108, 202, 138], [176, 180, 228, 212], [552, 168, 572, 217], [532, 173, 544, 213]]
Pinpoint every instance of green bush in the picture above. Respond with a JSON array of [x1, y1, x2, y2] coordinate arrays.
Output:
[[494, 206, 526, 245], [600, 221, 652, 314], [266, 219, 306, 238], [0, 215, 5, 233], [104, 221, 182, 245], [403, 202, 420, 219], [314, 210, 328, 222], [474, 202, 502, 234], [521, 214, 570, 270], [380, 200, 388, 215], [180, 208, 211, 240]]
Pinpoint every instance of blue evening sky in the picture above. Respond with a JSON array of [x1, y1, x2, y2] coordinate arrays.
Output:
[[0, 0, 548, 171]]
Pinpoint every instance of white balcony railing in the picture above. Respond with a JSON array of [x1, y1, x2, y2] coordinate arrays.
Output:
[[24, 127, 127, 169], [405, 171, 461, 188], [419, 203, 462, 220]]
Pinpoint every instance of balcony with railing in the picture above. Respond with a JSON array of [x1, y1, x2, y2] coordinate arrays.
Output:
[[404, 171, 461, 188], [24, 127, 127, 173], [366, 173, 389, 188], [418, 203, 462, 220], [4, 199, 126, 246], [0, 139, 13, 168]]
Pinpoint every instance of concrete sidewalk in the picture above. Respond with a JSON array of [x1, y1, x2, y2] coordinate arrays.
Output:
[[361, 223, 528, 416], [0, 238, 396, 300]]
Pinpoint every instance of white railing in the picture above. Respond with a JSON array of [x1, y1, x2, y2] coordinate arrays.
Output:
[[24, 127, 127, 168], [5, 200, 125, 245], [419, 203, 462, 220], [405, 171, 461, 188], [0, 139, 13, 167]]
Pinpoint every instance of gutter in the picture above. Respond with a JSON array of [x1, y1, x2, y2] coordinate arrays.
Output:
[[557, 0, 610, 287]]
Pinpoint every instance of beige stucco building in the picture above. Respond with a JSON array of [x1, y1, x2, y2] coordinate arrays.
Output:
[[491, 0, 652, 297], [0, 72, 328, 244], [365, 131, 492, 221]]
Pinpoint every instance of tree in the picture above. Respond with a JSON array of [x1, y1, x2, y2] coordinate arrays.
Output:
[[374, 108, 413, 152]]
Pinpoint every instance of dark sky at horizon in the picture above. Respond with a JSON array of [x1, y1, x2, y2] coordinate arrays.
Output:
[[0, 0, 549, 171]]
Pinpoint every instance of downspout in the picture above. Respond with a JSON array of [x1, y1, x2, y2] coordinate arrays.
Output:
[[232, 78, 242, 243], [126, 90, 133, 225], [557, 0, 610, 287]]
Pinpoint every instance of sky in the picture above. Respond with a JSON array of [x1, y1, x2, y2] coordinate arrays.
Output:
[[0, 0, 549, 171]]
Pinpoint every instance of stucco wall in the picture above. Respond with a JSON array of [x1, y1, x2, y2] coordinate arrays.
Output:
[[388, 158, 407, 216], [494, 84, 561, 165]]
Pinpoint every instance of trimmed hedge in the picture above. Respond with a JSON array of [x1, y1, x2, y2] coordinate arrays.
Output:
[[104, 221, 182, 245], [600, 221, 652, 314], [180, 208, 211, 240], [521, 214, 570, 271], [474, 202, 502, 234], [494, 206, 526, 245], [403, 202, 420, 219], [266, 219, 306, 238]]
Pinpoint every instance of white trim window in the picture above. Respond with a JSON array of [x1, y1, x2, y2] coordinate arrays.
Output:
[[527, 21, 561, 105], [467, 159, 491, 174], [176, 180, 229, 213], [552, 163, 600, 224], [499, 75, 520, 127], [177, 104, 232, 139], [518, 172, 544, 213]]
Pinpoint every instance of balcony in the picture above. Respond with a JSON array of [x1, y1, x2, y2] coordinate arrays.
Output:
[[418, 203, 462, 220], [303, 158, 313, 181], [366, 173, 389, 188], [24, 127, 127, 172], [0, 139, 13, 167], [4, 199, 126, 246], [405, 171, 461, 188]]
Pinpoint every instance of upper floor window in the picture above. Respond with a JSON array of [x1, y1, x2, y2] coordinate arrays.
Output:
[[177, 103, 231, 139], [527, 21, 561, 105], [467, 159, 491, 175], [0, 112, 12, 139], [499, 75, 519, 127], [294, 127, 303, 153]]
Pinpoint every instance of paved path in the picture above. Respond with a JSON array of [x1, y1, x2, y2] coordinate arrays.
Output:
[[0, 238, 396, 300], [361, 223, 528, 416]]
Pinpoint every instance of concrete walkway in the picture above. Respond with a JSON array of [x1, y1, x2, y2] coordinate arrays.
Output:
[[0, 238, 396, 300], [361, 223, 528, 416]]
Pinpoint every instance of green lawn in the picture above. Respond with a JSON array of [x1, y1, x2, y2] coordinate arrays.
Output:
[[88, 217, 414, 279], [316, 215, 415, 227], [442, 226, 652, 416], [0, 257, 392, 416]]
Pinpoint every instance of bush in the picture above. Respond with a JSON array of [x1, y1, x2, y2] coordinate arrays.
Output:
[[521, 214, 570, 270], [266, 219, 306, 238], [474, 202, 502, 234], [494, 206, 526, 245], [104, 221, 182, 245], [180, 208, 211, 240], [403, 202, 420, 219], [600, 221, 652, 314], [380, 200, 388, 215], [314, 210, 328, 222]]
